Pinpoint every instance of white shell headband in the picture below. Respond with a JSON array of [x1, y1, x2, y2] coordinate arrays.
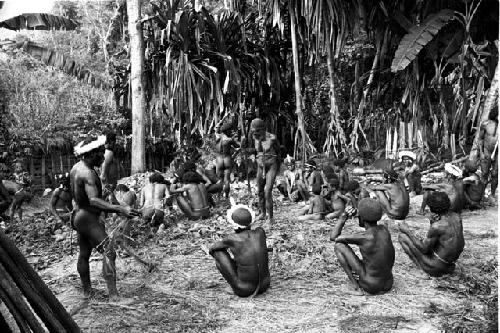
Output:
[[74, 135, 106, 156], [399, 151, 416, 161], [227, 198, 255, 229], [444, 163, 462, 178]]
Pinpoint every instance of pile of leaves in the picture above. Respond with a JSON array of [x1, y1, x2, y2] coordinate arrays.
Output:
[[4, 210, 73, 270]]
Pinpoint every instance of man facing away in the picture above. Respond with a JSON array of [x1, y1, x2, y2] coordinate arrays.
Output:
[[331, 198, 395, 295], [209, 203, 270, 297]]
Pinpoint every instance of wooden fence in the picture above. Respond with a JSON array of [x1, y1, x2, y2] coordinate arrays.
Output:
[[25, 151, 172, 193]]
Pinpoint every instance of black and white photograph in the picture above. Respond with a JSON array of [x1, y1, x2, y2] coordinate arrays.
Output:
[[0, 0, 498, 331]]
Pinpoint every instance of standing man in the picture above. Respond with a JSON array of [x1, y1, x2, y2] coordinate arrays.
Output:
[[399, 191, 464, 277], [478, 106, 498, 198], [70, 135, 138, 300], [244, 118, 281, 225], [100, 132, 122, 203], [50, 173, 73, 226], [215, 122, 240, 198]]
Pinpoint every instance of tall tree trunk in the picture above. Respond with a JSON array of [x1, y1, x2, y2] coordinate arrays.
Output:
[[127, 0, 146, 174], [323, 39, 347, 156], [470, 47, 500, 160], [289, 2, 307, 163]]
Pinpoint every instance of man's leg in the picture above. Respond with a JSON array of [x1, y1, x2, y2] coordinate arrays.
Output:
[[297, 213, 324, 221], [211, 250, 255, 297], [264, 164, 278, 220], [334, 243, 365, 294], [90, 225, 118, 300], [398, 233, 429, 273], [76, 234, 93, 297], [223, 169, 231, 198], [419, 191, 430, 214], [175, 196, 195, 219], [256, 168, 266, 220]]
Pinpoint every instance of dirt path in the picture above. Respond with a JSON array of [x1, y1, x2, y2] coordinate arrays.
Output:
[[36, 196, 497, 332]]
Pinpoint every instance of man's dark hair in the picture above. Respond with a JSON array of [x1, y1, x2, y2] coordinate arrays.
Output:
[[182, 171, 205, 184], [312, 183, 322, 195], [345, 180, 360, 192], [149, 172, 165, 184], [116, 184, 129, 192], [105, 131, 117, 143], [427, 191, 451, 215]]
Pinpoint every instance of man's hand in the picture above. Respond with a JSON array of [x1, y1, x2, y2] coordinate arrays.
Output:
[[398, 221, 411, 234], [119, 206, 140, 218]]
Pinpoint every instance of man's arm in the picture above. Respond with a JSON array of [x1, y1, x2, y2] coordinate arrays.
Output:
[[170, 185, 187, 195], [422, 183, 447, 191], [100, 150, 113, 183], [335, 232, 367, 245], [370, 184, 392, 191], [462, 175, 479, 185], [209, 237, 234, 255], [83, 171, 131, 216], [399, 221, 433, 253], [330, 214, 348, 240]]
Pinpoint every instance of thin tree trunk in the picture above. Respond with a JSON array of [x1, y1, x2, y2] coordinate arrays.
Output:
[[470, 44, 500, 160], [323, 39, 347, 156], [127, 0, 146, 174], [289, 2, 307, 163]]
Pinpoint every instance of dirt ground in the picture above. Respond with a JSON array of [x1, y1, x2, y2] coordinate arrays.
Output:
[[14, 193, 499, 332]]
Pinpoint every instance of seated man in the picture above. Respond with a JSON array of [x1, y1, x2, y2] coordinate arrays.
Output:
[[209, 204, 270, 297], [332, 198, 395, 295], [171, 169, 210, 220], [399, 191, 464, 277], [277, 155, 306, 202], [325, 179, 346, 220], [399, 151, 422, 196], [50, 173, 73, 226], [333, 159, 349, 191], [368, 169, 409, 220], [301, 159, 323, 200], [420, 163, 464, 214], [139, 173, 169, 226], [297, 184, 327, 221], [462, 159, 484, 210]]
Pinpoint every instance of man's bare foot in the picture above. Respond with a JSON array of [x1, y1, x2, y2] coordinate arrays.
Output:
[[345, 286, 365, 296], [414, 270, 431, 280], [108, 293, 120, 302]]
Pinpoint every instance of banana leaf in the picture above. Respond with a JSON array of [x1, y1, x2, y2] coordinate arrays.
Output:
[[391, 9, 455, 72]]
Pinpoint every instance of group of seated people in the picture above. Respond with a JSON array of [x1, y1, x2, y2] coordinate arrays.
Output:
[[48, 147, 488, 299]]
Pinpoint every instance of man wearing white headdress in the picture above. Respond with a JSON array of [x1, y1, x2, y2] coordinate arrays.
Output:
[[399, 151, 422, 197], [208, 202, 270, 297], [419, 163, 465, 215], [70, 135, 139, 300]]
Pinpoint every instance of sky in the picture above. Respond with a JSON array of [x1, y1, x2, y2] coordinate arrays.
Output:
[[0, 1, 56, 22]]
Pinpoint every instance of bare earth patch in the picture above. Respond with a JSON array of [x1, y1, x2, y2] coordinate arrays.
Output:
[[17, 195, 497, 332]]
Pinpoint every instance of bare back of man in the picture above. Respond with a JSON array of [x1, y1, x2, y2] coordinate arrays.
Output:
[[333, 198, 395, 295], [399, 212, 464, 277], [210, 227, 270, 297], [175, 182, 210, 220], [478, 110, 498, 196], [141, 183, 168, 225], [371, 180, 409, 220]]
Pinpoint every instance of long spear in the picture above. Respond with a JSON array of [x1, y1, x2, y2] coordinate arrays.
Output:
[[239, 106, 252, 194]]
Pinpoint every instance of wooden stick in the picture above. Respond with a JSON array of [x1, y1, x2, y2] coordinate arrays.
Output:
[[0, 284, 29, 333], [0, 247, 65, 332], [0, 231, 81, 332], [0, 264, 46, 333]]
